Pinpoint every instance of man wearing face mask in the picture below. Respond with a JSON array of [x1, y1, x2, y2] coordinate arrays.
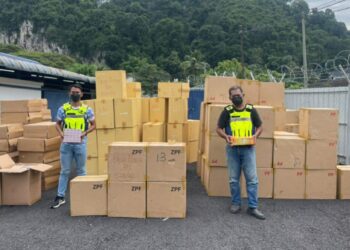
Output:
[[216, 86, 265, 220], [51, 84, 96, 209]]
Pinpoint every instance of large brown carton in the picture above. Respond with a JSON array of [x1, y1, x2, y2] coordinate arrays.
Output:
[[1, 113, 28, 124], [23, 122, 58, 139], [1, 100, 43, 113], [18, 136, 61, 152], [42, 175, 59, 191], [337, 166, 350, 199], [108, 142, 147, 182], [259, 82, 285, 108], [149, 98, 167, 123], [274, 107, 286, 131], [0, 154, 51, 205], [97, 128, 116, 163], [142, 122, 165, 142], [42, 160, 61, 177], [108, 181, 146, 218], [87, 130, 98, 158], [95, 99, 115, 129], [19, 150, 60, 163], [142, 98, 150, 123], [0, 138, 17, 152], [168, 98, 188, 124], [203, 165, 230, 197], [28, 112, 43, 124], [0, 124, 23, 139], [273, 136, 305, 169], [204, 135, 227, 167], [114, 98, 138, 128], [187, 120, 200, 142], [204, 76, 239, 103], [95, 70, 127, 99], [240, 79, 260, 105], [255, 106, 275, 138], [70, 175, 108, 216], [147, 142, 186, 182], [147, 181, 186, 218], [115, 126, 140, 142], [86, 157, 98, 175], [305, 170, 337, 199], [299, 108, 338, 140], [306, 139, 337, 170], [256, 138, 273, 168], [241, 168, 273, 198], [167, 123, 188, 142], [126, 82, 142, 98], [206, 104, 226, 135], [286, 109, 299, 124], [273, 169, 305, 199], [158, 82, 182, 98], [41, 109, 52, 121], [187, 141, 198, 163]]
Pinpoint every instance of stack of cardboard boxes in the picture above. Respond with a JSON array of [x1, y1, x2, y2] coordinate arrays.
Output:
[[186, 120, 200, 163], [0, 123, 23, 162], [18, 122, 61, 191]]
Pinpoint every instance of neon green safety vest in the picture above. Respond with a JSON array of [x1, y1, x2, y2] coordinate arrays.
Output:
[[225, 104, 254, 138], [63, 103, 88, 132]]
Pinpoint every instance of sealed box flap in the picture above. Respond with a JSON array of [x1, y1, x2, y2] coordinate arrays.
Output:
[[28, 163, 53, 172], [0, 154, 16, 169]]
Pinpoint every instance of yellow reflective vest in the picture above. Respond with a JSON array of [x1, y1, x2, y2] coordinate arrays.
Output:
[[225, 104, 254, 138], [62, 103, 88, 132]]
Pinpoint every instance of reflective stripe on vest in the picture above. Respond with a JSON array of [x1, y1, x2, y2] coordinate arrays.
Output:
[[225, 104, 253, 138], [63, 103, 88, 132]]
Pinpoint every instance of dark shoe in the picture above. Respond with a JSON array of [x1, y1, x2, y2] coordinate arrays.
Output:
[[247, 208, 265, 220], [50, 196, 66, 209], [230, 204, 241, 214]]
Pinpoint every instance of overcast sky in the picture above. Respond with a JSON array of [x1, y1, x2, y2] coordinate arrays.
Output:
[[305, 0, 350, 29]]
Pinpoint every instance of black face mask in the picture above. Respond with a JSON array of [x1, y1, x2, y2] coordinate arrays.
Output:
[[70, 93, 81, 102], [231, 95, 243, 106]]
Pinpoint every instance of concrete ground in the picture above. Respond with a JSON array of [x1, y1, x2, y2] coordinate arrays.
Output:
[[0, 165, 349, 250]]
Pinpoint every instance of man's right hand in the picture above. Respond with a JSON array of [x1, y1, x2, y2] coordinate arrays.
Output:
[[225, 135, 232, 144]]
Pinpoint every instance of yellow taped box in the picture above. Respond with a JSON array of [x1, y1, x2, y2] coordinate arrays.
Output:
[[95, 98, 115, 129], [126, 82, 142, 98], [149, 98, 167, 123], [95, 70, 127, 99], [142, 122, 165, 142]]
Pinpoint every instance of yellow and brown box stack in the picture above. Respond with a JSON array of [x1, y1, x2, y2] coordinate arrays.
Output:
[[0, 99, 51, 125], [17, 122, 61, 191], [0, 123, 23, 162]]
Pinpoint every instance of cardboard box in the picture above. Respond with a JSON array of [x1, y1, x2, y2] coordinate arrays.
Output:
[[255, 106, 275, 138], [286, 109, 299, 124], [97, 128, 116, 163], [256, 138, 273, 168], [149, 98, 166, 123], [126, 82, 142, 98], [203, 165, 230, 197], [108, 181, 146, 218], [206, 104, 226, 135], [43, 160, 61, 177], [41, 109, 52, 121], [95, 70, 127, 99], [299, 108, 338, 140], [0, 124, 23, 139], [0, 138, 17, 152], [198, 102, 207, 155], [1, 113, 28, 124], [98, 157, 108, 175], [115, 126, 140, 142], [0, 154, 51, 205], [273, 136, 305, 169], [70, 175, 108, 216], [23, 122, 58, 139], [337, 166, 350, 199], [28, 112, 43, 124], [147, 142, 186, 182], [168, 98, 188, 124], [95, 99, 115, 129], [306, 140, 337, 170], [285, 123, 299, 134], [87, 130, 98, 158], [82, 99, 95, 111], [142, 98, 150, 123], [86, 157, 98, 175], [305, 170, 337, 199], [187, 120, 200, 142], [142, 122, 165, 142], [259, 82, 285, 108], [167, 123, 187, 142], [240, 79, 260, 105], [18, 136, 61, 152], [273, 169, 305, 199], [158, 82, 182, 98], [274, 107, 286, 131], [114, 98, 138, 128], [205, 135, 227, 167], [187, 141, 198, 163], [147, 181, 186, 218], [19, 150, 60, 163], [1, 100, 43, 113], [241, 168, 273, 198], [42, 175, 59, 191], [181, 82, 190, 99], [204, 76, 239, 103], [134, 98, 142, 126], [108, 142, 147, 182]]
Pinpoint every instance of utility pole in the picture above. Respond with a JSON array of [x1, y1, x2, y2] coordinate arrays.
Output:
[[239, 25, 245, 79], [302, 14, 308, 88]]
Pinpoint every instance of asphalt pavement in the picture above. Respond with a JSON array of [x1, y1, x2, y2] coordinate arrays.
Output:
[[0, 164, 349, 250]]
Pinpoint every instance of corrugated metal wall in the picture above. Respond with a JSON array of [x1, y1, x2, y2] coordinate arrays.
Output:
[[285, 87, 350, 164]]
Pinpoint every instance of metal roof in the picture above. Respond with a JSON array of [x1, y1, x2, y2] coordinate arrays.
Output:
[[0, 52, 95, 84]]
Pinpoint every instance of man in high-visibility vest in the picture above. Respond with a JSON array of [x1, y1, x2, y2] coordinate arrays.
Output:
[[216, 85, 265, 220], [51, 84, 96, 209]]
